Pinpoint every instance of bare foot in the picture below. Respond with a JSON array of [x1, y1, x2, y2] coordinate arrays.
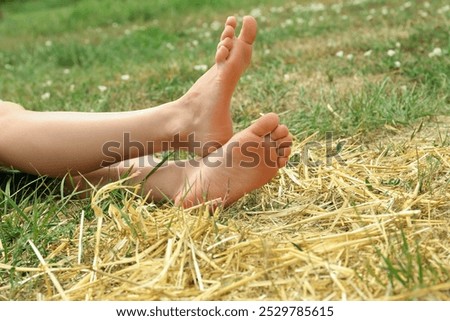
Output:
[[175, 16, 257, 156], [73, 113, 292, 208], [175, 113, 292, 207]]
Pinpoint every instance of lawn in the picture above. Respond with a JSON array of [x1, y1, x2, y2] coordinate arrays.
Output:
[[0, 0, 449, 300]]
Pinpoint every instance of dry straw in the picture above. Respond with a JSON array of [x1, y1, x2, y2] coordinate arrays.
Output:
[[1, 117, 449, 300]]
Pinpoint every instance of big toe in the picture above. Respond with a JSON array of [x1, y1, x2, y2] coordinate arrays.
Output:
[[238, 16, 257, 45], [249, 113, 279, 137]]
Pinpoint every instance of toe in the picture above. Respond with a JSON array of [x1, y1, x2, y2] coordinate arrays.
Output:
[[221, 25, 235, 41], [278, 146, 291, 158], [250, 113, 279, 137], [238, 16, 257, 45], [215, 45, 230, 64], [225, 16, 237, 29], [217, 37, 233, 51], [278, 157, 289, 168], [271, 124, 289, 140]]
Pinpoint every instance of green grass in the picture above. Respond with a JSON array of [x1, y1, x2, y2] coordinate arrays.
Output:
[[0, 0, 449, 300]]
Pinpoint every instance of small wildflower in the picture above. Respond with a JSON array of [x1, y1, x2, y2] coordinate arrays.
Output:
[[63, 68, 70, 74], [264, 49, 271, 55], [69, 84, 75, 92], [341, 15, 348, 20], [366, 15, 373, 21], [336, 50, 344, 58], [387, 49, 396, 57], [250, 8, 262, 18], [346, 54, 354, 60], [381, 7, 389, 15], [428, 47, 442, 57], [166, 43, 175, 50], [194, 64, 208, 72], [296, 18, 305, 24], [98, 85, 107, 92], [191, 40, 199, 47], [364, 50, 372, 57], [45, 40, 52, 47], [403, 2, 412, 9], [423, 2, 430, 8], [419, 10, 428, 18], [438, 5, 450, 14], [395, 42, 401, 48], [270, 6, 284, 13], [4, 64, 13, 70], [124, 29, 132, 36], [283, 74, 290, 81], [394, 61, 401, 68], [41, 92, 50, 100], [210, 21, 221, 31], [121, 74, 130, 81], [44, 80, 52, 87]]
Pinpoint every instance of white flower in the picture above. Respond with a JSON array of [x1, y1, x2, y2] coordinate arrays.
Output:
[[283, 74, 290, 81], [438, 5, 450, 14], [191, 40, 199, 47], [63, 68, 70, 74], [121, 74, 130, 81], [394, 61, 401, 68], [382, 7, 389, 15], [364, 50, 372, 57], [366, 15, 373, 21], [419, 10, 428, 17], [44, 80, 52, 87], [395, 42, 401, 48], [423, 2, 430, 8], [250, 8, 262, 18], [346, 54, 354, 60], [264, 49, 271, 55], [210, 21, 221, 31], [69, 84, 75, 92], [428, 47, 442, 57], [41, 92, 50, 100], [336, 50, 344, 57], [387, 49, 396, 57], [193, 64, 208, 72], [296, 18, 305, 24], [45, 40, 52, 47], [166, 43, 175, 50], [98, 85, 107, 92]]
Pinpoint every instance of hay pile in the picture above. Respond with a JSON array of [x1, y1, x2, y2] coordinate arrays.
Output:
[[1, 117, 449, 300]]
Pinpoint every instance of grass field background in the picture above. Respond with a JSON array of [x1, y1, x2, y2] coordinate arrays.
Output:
[[0, 0, 449, 300]]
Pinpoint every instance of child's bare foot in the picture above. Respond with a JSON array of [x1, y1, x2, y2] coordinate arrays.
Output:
[[73, 113, 291, 208], [174, 16, 257, 156], [175, 113, 292, 207]]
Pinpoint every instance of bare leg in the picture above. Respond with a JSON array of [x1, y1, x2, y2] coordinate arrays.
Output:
[[73, 114, 292, 208], [0, 16, 257, 177]]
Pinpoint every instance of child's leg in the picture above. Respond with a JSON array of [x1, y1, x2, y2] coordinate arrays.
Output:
[[71, 114, 292, 208], [0, 16, 257, 178]]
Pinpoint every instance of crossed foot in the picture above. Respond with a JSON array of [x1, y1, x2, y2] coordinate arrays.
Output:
[[175, 16, 257, 155], [78, 16, 292, 208]]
